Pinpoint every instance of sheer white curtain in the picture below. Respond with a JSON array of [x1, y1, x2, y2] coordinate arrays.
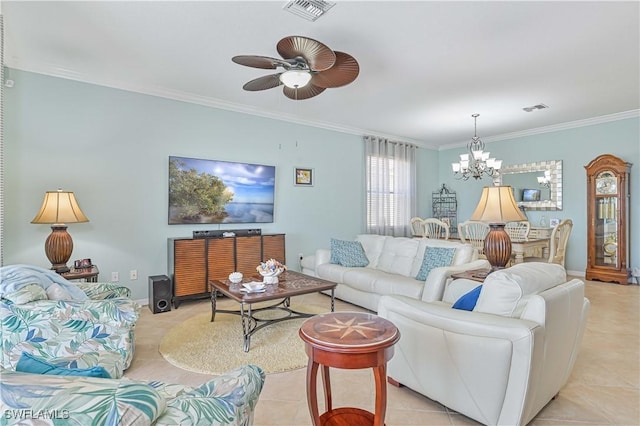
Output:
[[364, 136, 416, 236]]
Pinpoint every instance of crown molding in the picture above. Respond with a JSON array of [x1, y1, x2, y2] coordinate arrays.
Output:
[[445, 109, 640, 150], [6, 62, 635, 152], [6, 61, 430, 147]]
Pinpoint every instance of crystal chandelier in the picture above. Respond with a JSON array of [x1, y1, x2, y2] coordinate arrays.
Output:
[[451, 114, 502, 180]]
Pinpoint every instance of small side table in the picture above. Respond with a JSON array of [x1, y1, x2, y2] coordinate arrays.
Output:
[[450, 268, 491, 283], [299, 312, 400, 426], [61, 265, 99, 282]]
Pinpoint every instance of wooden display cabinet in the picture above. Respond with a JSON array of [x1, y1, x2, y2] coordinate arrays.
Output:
[[585, 154, 632, 284], [168, 234, 285, 307]]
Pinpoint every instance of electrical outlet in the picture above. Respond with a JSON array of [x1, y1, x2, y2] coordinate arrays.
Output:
[[111, 272, 119, 282], [130, 270, 138, 280]]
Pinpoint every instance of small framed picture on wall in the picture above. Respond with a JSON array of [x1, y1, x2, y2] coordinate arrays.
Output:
[[294, 167, 314, 186]]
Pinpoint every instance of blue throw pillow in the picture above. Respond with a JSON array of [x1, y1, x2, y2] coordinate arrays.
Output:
[[330, 239, 369, 267], [415, 247, 456, 281], [16, 352, 111, 378], [452, 285, 483, 311]]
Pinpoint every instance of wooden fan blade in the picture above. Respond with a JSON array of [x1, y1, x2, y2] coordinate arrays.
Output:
[[232, 55, 288, 70], [243, 74, 283, 91], [311, 51, 360, 88], [283, 84, 326, 100], [277, 36, 336, 72]]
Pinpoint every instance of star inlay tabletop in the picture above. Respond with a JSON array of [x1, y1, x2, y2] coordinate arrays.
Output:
[[299, 311, 399, 348]]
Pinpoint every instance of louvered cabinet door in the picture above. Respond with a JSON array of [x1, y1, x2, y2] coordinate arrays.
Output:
[[172, 239, 206, 298], [207, 238, 236, 281], [236, 236, 262, 276], [262, 234, 286, 264]]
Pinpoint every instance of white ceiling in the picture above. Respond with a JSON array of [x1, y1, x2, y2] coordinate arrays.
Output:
[[3, 1, 639, 148]]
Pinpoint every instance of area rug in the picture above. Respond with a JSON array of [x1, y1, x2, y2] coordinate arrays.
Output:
[[159, 304, 328, 375]]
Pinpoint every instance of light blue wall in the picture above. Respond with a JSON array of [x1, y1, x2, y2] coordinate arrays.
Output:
[[4, 70, 439, 299], [5, 70, 638, 299], [439, 118, 640, 276]]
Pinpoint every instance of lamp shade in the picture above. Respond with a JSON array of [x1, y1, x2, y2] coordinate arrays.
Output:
[[31, 190, 89, 224], [470, 186, 526, 224]]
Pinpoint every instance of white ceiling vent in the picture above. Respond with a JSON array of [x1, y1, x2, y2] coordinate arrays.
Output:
[[283, 0, 335, 22], [523, 103, 549, 112]]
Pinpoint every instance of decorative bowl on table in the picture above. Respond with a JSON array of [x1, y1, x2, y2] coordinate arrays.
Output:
[[228, 272, 243, 284], [256, 259, 286, 285]]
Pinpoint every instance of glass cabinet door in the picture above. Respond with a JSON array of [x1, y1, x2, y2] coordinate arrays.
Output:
[[594, 195, 618, 268]]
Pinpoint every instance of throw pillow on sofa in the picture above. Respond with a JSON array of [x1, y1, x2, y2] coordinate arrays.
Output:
[[16, 352, 112, 378], [330, 239, 369, 267], [415, 247, 456, 281], [452, 285, 482, 311]]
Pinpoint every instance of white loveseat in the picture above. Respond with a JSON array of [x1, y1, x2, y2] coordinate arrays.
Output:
[[377, 262, 590, 426], [301, 234, 490, 312]]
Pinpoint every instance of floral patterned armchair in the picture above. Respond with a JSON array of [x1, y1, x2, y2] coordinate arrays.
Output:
[[0, 364, 265, 426], [0, 265, 140, 378]]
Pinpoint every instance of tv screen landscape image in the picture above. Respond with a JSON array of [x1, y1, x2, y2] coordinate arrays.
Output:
[[169, 156, 275, 224], [522, 188, 542, 202]]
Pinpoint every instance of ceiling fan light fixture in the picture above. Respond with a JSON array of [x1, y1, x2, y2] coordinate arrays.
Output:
[[279, 70, 312, 88]]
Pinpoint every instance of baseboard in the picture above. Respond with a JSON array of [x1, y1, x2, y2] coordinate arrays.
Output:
[[566, 269, 584, 278], [135, 298, 149, 307]]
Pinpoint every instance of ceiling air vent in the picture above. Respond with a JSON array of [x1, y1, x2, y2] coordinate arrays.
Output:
[[283, 0, 335, 22], [523, 103, 549, 112]]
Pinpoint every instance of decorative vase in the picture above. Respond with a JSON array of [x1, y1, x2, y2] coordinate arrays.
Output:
[[259, 268, 284, 285], [256, 259, 286, 285]]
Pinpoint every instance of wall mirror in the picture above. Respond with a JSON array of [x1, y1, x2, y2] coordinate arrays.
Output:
[[497, 160, 562, 211]]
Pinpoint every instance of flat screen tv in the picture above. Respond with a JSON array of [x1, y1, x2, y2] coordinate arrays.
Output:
[[169, 156, 275, 224], [522, 188, 541, 202]]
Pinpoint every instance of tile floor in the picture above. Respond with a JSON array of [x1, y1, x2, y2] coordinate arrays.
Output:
[[125, 279, 639, 425]]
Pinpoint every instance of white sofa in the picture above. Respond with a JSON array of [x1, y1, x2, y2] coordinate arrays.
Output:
[[377, 262, 590, 426], [301, 234, 490, 312]]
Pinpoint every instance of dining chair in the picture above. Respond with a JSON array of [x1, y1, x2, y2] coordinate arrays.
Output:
[[505, 221, 531, 240], [422, 218, 450, 240], [525, 219, 573, 268], [410, 217, 426, 237], [458, 221, 489, 258]]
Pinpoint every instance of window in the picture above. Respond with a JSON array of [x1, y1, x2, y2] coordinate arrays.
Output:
[[364, 136, 416, 236]]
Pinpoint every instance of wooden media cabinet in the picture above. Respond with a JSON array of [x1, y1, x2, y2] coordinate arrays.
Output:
[[168, 234, 285, 308]]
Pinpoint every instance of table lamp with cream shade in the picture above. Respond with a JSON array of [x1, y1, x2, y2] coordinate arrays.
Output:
[[31, 189, 89, 273], [470, 186, 527, 271]]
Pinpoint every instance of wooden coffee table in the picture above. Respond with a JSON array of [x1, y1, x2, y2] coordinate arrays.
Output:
[[299, 312, 400, 426], [209, 270, 337, 352]]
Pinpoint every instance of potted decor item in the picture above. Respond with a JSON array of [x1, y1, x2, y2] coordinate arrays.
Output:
[[228, 272, 243, 284], [257, 259, 286, 284]]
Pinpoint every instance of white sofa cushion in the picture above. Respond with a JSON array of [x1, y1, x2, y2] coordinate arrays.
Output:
[[474, 262, 567, 317], [355, 234, 387, 268], [376, 237, 419, 277]]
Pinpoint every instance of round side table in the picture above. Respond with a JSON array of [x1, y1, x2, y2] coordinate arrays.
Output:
[[299, 311, 400, 426]]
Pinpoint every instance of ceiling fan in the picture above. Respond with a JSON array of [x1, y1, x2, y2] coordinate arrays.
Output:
[[232, 35, 359, 100]]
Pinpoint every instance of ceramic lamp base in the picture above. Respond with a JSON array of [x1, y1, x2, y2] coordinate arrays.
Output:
[[484, 223, 512, 271]]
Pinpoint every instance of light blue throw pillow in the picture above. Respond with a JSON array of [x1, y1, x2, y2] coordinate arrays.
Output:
[[415, 247, 456, 281], [330, 239, 369, 267], [16, 352, 112, 378], [452, 285, 483, 311]]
